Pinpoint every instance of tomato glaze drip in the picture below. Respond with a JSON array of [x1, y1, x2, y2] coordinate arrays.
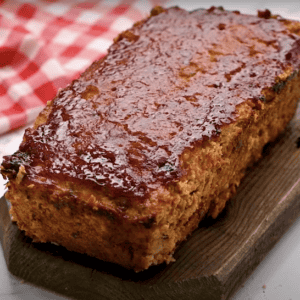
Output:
[[6, 7, 300, 202]]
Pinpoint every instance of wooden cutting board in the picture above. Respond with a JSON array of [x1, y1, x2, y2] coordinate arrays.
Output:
[[1, 106, 300, 300]]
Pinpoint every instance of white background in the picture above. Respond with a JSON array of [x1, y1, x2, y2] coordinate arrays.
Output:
[[1, 1, 300, 299]]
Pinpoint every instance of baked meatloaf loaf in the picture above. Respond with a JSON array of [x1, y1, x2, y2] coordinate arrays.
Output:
[[1, 6, 300, 272]]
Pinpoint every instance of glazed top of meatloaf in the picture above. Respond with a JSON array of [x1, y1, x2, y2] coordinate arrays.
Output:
[[2, 6, 300, 204]]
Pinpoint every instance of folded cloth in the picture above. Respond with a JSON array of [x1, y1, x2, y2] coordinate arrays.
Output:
[[0, 0, 168, 135]]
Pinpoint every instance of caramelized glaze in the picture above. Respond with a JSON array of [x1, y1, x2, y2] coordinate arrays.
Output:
[[3, 7, 300, 202]]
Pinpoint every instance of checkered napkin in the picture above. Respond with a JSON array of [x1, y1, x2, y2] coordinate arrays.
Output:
[[0, 0, 169, 135]]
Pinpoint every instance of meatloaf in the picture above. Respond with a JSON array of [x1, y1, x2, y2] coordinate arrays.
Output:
[[1, 6, 300, 272]]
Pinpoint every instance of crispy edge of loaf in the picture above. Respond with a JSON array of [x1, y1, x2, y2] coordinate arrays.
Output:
[[2, 68, 300, 272]]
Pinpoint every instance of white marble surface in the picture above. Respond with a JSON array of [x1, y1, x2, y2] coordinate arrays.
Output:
[[1, 1, 300, 299]]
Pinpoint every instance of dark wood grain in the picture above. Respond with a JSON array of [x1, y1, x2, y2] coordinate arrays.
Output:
[[1, 107, 300, 300]]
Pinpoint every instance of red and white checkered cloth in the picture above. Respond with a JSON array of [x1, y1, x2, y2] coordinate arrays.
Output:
[[0, 0, 169, 135]]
